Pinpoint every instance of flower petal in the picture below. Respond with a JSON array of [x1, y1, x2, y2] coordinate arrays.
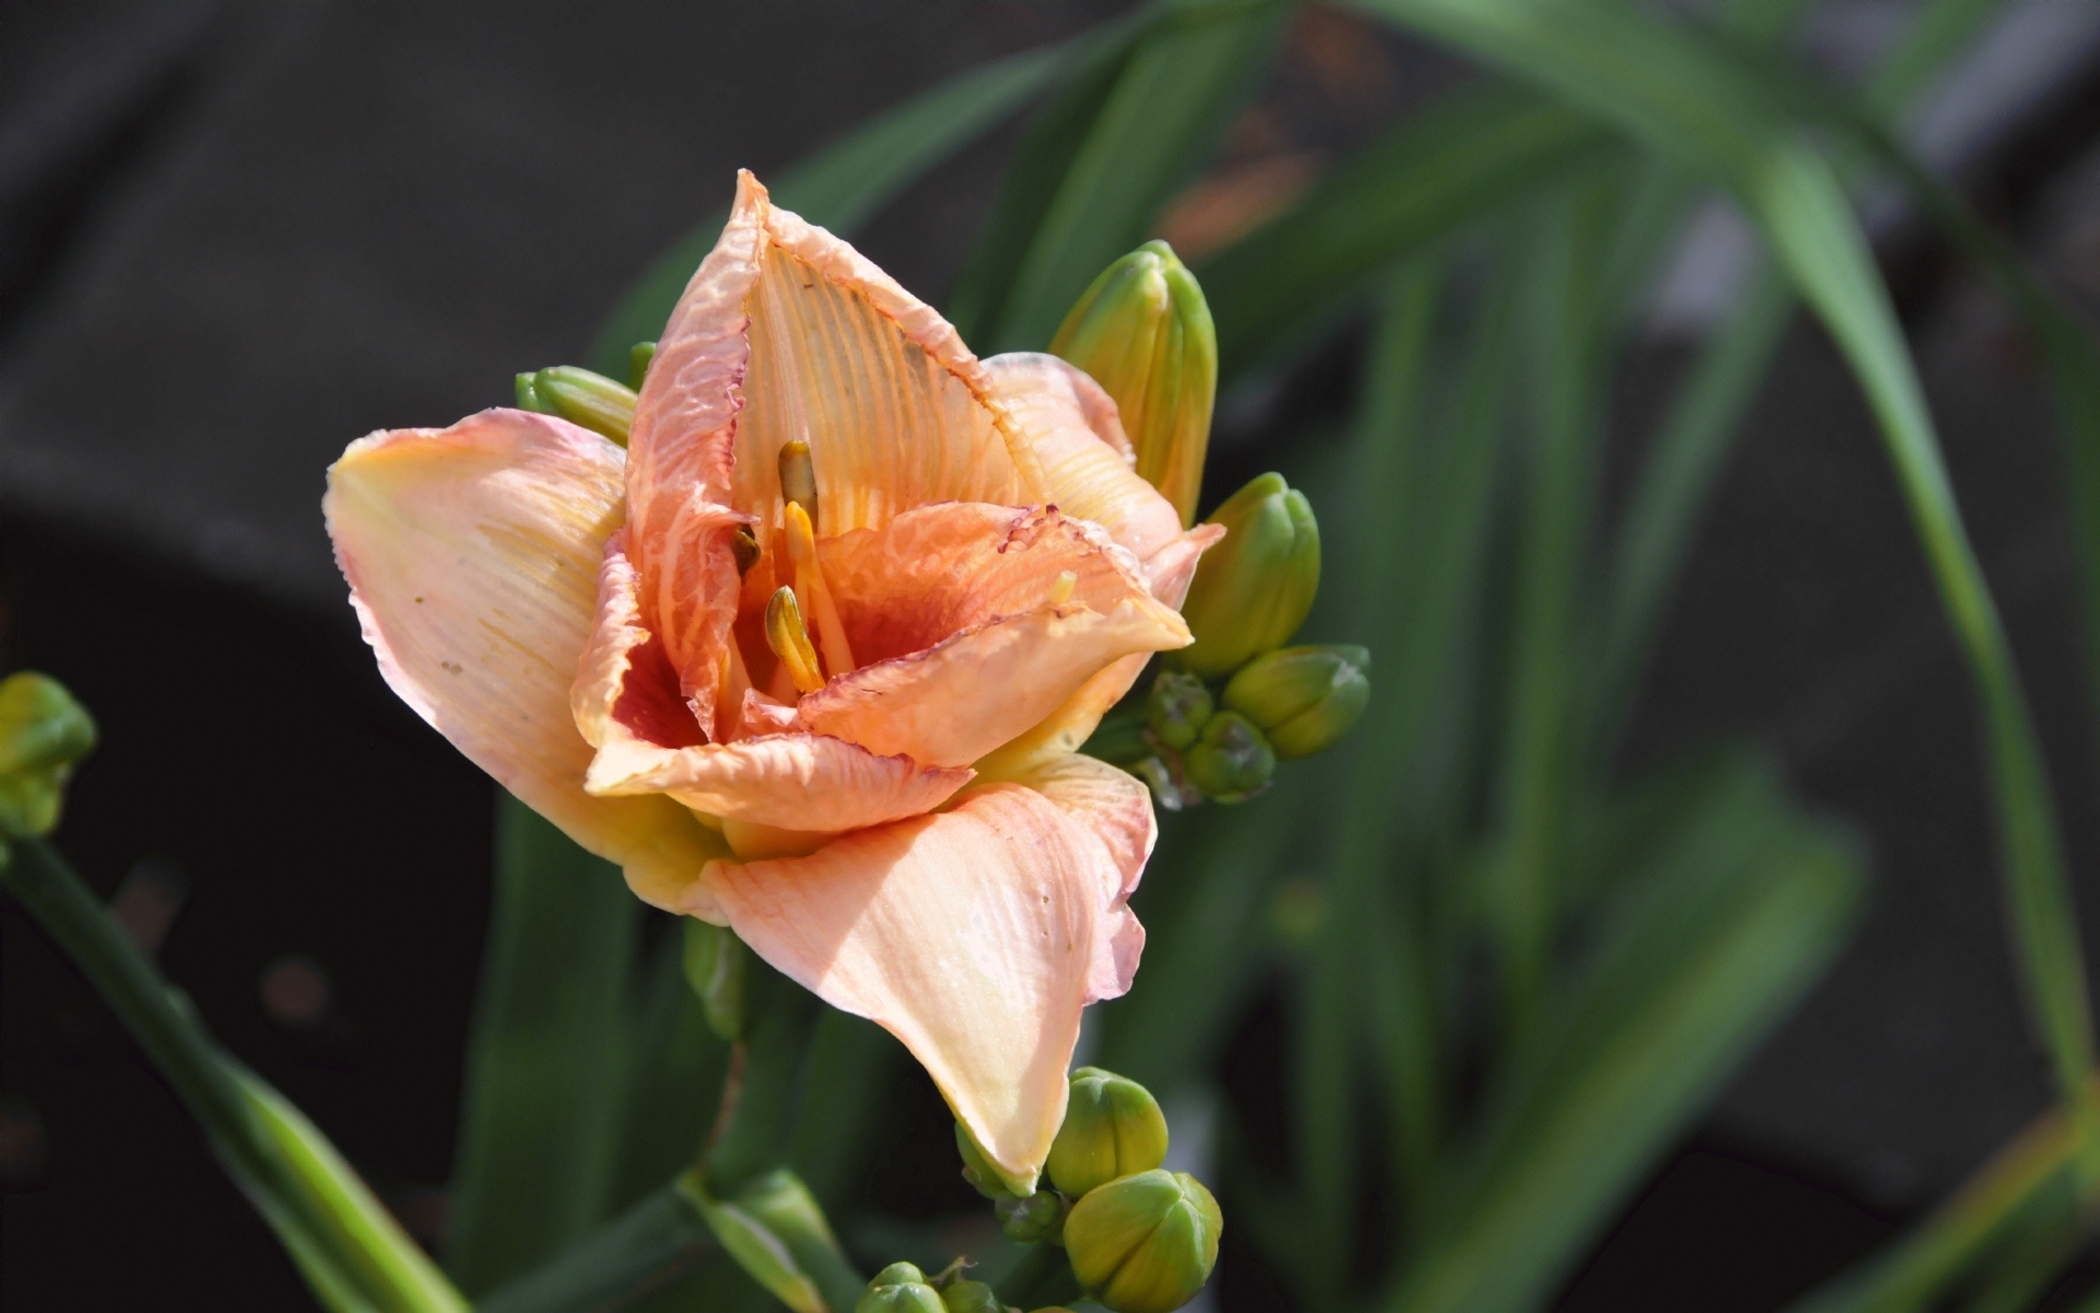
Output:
[[325, 409, 725, 905], [585, 732, 971, 833], [700, 774, 1148, 1186]]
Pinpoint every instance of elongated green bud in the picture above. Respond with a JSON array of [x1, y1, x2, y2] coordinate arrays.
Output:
[[1222, 645, 1370, 760], [1180, 711, 1274, 804], [860, 1263, 946, 1313], [1050, 241, 1215, 527], [1144, 671, 1212, 753], [1063, 1170, 1221, 1313], [628, 340, 658, 390], [1175, 473, 1319, 678], [1048, 1068, 1169, 1198], [0, 673, 96, 839], [941, 1279, 1010, 1313], [515, 365, 638, 446], [995, 1188, 1068, 1245]]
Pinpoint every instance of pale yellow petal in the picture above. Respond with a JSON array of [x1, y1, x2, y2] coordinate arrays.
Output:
[[325, 409, 725, 905], [584, 731, 970, 833]]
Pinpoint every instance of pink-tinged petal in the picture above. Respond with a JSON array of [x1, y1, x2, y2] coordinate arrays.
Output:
[[817, 502, 1156, 664], [798, 597, 1188, 770], [585, 731, 971, 834], [572, 529, 706, 753], [700, 778, 1145, 1186], [325, 409, 725, 905]]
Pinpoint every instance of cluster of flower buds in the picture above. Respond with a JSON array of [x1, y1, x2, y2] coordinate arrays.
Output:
[[0, 672, 96, 841], [874, 1067, 1217, 1313], [512, 340, 657, 447], [1124, 474, 1368, 807]]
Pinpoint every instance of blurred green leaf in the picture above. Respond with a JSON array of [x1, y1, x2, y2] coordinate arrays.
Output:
[[447, 795, 640, 1294], [609, 923, 732, 1211], [477, 1183, 719, 1313], [1201, 84, 1610, 382], [953, 0, 1291, 353], [586, 34, 1092, 375], [683, 1167, 861, 1313], [1392, 752, 1864, 1313]]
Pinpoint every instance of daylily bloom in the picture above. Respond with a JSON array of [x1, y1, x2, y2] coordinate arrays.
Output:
[[325, 172, 1219, 1189]]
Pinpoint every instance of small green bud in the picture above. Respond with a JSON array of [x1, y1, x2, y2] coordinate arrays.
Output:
[[955, 1123, 1024, 1199], [1143, 671, 1212, 753], [1063, 1170, 1221, 1313], [1179, 711, 1274, 804], [628, 340, 658, 391], [940, 1279, 1009, 1313], [1050, 241, 1216, 527], [1048, 1068, 1169, 1198], [0, 673, 96, 839], [1174, 473, 1320, 678], [860, 1263, 946, 1313], [995, 1188, 1068, 1245], [682, 920, 745, 1040], [515, 365, 637, 446], [1222, 644, 1370, 759]]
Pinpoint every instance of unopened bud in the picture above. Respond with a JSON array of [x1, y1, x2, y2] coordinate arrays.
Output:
[[1180, 712, 1274, 804], [1063, 1170, 1221, 1313], [515, 365, 638, 446], [628, 340, 657, 390], [1143, 672, 1212, 753], [996, 1189, 1068, 1245], [1222, 645, 1370, 760], [860, 1263, 946, 1313], [1174, 474, 1319, 678], [955, 1123, 1024, 1200], [941, 1280, 1010, 1313], [0, 673, 96, 839], [1050, 241, 1216, 527], [1048, 1068, 1169, 1198]]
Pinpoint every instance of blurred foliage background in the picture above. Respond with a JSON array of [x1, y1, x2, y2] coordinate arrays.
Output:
[[11, 0, 2100, 1309]]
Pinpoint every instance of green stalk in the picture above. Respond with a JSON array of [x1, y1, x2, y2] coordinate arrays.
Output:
[[0, 837, 464, 1313]]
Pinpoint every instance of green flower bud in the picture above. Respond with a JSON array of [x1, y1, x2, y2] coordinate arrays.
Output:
[[859, 1263, 946, 1313], [1143, 671, 1212, 753], [1050, 241, 1216, 527], [1174, 473, 1319, 678], [995, 1188, 1068, 1245], [1179, 711, 1274, 804], [0, 673, 96, 839], [941, 1279, 1010, 1313], [628, 340, 658, 390], [955, 1123, 1025, 1199], [1222, 645, 1370, 760], [1063, 1170, 1221, 1313], [514, 365, 637, 446], [1048, 1068, 1169, 1198]]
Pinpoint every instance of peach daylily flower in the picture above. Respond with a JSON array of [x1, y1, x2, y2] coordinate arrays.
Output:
[[324, 172, 1220, 1189]]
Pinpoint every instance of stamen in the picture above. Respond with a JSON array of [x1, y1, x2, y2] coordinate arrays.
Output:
[[784, 501, 857, 678], [730, 525, 760, 576], [778, 440, 819, 533], [1048, 570, 1077, 607], [765, 586, 826, 695]]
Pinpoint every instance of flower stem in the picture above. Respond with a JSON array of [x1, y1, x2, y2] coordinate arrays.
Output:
[[0, 836, 465, 1313]]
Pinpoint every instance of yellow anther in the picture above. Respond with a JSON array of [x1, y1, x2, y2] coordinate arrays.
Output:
[[778, 440, 818, 533], [1048, 570, 1077, 607], [765, 586, 826, 695], [784, 501, 857, 678]]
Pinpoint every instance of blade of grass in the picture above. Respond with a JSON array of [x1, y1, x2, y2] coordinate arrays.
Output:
[[1353, 0, 2100, 1192], [585, 32, 1096, 374], [476, 1184, 720, 1313], [608, 924, 731, 1211], [0, 837, 466, 1313], [1391, 752, 1866, 1313], [448, 795, 640, 1293]]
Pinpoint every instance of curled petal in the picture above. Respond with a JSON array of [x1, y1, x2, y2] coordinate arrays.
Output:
[[798, 599, 1188, 770], [701, 778, 1148, 1187], [585, 731, 970, 834], [325, 409, 724, 903]]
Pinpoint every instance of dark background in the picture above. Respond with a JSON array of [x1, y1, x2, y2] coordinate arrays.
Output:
[[8, 1, 2100, 1307]]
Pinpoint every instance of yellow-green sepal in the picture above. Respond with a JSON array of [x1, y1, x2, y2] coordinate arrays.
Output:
[[1173, 473, 1320, 678], [1063, 1169, 1221, 1313], [1221, 645, 1370, 759]]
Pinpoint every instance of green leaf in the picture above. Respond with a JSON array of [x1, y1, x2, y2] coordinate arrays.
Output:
[[446, 795, 640, 1294], [608, 923, 732, 1211], [476, 1184, 719, 1313], [1391, 752, 1865, 1313], [1200, 83, 1610, 381], [585, 34, 1089, 375], [682, 1168, 861, 1313], [955, 0, 1292, 354]]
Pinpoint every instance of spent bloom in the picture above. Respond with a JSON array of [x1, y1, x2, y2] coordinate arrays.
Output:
[[325, 172, 1219, 1188]]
